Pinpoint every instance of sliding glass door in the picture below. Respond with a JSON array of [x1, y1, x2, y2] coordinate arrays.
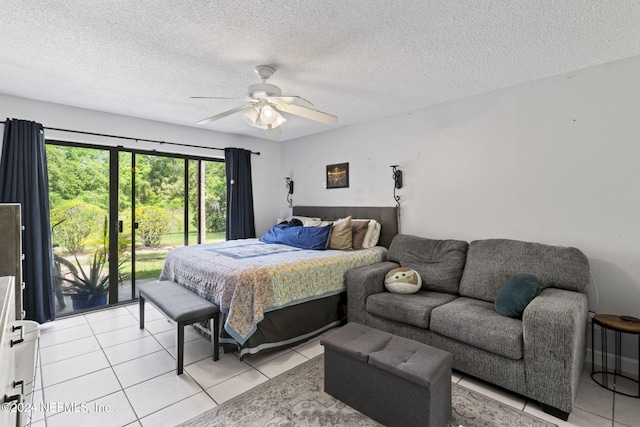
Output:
[[48, 143, 112, 315], [122, 153, 185, 298], [187, 159, 227, 244], [47, 141, 226, 316]]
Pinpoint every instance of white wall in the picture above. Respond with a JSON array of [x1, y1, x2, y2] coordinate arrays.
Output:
[[0, 94, 280, 235], [282, 55, 640, 364]]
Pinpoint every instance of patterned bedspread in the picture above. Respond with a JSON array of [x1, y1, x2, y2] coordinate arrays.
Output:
[[159, 239, 387, 344]]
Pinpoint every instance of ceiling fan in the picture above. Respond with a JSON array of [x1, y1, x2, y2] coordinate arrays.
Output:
[[193, 65, 337, 136]]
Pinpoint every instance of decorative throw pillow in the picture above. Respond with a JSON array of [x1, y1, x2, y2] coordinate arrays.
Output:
[[384, 267, 422, 294], [329, 216, 352, 250], [495, 273, 541, 318], [351, 220, 370, 249]]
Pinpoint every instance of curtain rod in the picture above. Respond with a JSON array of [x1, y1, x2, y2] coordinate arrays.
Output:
[[0, 121, 261, 155]]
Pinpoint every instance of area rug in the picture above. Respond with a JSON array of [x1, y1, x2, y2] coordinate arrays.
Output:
[[179, 355, 557, 427]]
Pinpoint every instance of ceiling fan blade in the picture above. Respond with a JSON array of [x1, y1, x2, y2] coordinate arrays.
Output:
[[268, 95, 314, 106], [191, 96, 247, 100], [274, 103, 337, 124], [198, 105, 248, 125]]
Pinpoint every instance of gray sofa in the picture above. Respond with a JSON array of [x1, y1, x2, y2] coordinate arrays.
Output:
[[346, 234, 590, 420]]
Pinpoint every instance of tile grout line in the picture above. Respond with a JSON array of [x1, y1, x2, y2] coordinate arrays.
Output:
[[102, 310, 174, 425], [123, 305, 220, 424], [611, 388, 615, 427], [46, 311, 141, 425]]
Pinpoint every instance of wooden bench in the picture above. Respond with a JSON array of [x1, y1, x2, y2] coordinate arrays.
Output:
[[138, 280, 220, 374]]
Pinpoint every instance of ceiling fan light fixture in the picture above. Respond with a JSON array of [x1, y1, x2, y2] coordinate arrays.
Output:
[[242, 104, 286, 131], [259, 104, 286, 127], [241, 106, 260, 127], [260, 104, 276, 123], [267, 108, 286, 128]]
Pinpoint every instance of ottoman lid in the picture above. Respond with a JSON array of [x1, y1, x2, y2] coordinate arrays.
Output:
[[369, 335, 452, 388], [321, 322, 393, 363]]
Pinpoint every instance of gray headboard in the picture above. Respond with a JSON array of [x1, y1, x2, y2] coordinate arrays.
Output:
[[292, 206, 398, 248]]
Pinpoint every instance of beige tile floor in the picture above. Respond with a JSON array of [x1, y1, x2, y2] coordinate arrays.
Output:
[[25, 304, 637, 427]]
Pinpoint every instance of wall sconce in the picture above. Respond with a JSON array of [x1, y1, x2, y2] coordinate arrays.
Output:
[[285, 177, 294, 208], [390, 165, 402, 207]]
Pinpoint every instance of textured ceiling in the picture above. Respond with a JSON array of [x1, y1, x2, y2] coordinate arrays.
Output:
[[1, 1, 639, 141]]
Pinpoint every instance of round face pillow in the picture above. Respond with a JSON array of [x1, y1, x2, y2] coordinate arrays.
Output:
[[384, 267, 422, 294]]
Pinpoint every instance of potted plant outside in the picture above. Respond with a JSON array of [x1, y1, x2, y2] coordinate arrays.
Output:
[[60, 243, 110, 310], [58, 216, 115, 310]]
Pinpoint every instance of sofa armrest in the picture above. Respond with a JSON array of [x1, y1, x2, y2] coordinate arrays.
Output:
[[523, 288, 588, 414], [346, 261, 399, 324]]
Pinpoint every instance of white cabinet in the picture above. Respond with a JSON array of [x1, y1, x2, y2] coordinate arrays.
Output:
[[0, 276, 19, 427]]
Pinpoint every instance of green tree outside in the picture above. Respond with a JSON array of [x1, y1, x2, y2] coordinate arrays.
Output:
[[51, 201, 107, 254], [47, 144, 226, 252]]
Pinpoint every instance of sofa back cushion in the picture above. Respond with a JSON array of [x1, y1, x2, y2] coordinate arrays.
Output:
[[387, 234, 468, 294], [459, 239, 590, 303]]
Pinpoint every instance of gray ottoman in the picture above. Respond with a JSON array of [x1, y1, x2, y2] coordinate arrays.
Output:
[[321, 322, 452, 427]]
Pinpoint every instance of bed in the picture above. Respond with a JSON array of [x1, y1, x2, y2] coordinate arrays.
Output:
[[159, 206, 398, 358]]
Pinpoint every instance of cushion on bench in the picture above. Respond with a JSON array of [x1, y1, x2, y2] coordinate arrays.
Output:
[[138, 280, 220, 374], [138, 282, 217, 322]]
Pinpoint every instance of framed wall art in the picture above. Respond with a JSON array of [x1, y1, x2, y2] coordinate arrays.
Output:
[[326, 162, 349, 189]]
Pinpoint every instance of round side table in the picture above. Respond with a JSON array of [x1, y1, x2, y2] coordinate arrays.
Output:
[[591, 314, 640, 397]]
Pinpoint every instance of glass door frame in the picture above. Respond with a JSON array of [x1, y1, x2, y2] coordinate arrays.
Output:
[[116, 148, 224, 303], [47, 139, 224, 309]]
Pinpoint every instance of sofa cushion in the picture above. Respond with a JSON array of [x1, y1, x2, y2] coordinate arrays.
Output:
[[459, 239, 590, 303], [430, 297, 524, 360], [495, 273, 541, 318], [366, 290, 457, 329], [387, 234, 468, 295]]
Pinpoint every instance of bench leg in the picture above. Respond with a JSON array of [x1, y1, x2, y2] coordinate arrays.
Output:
[[139, 295, 145, 329], [211, 315, 220, 361], [177, 321, 185, 375]]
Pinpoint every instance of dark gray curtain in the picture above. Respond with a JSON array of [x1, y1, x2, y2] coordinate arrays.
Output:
[[225, 147, 256, 240], [0, 118, 55, 323]]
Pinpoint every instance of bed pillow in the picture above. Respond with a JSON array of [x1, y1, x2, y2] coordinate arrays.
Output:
[[351, 220, 370, 249], [329, 216, 352, 250], [303, 220, 333, 227], [495, 273, 541, 318], [260, 223, 332, 250], [276, 215, 322, 226], [361, 220, 377, 248], [363, 221, 381, 248]]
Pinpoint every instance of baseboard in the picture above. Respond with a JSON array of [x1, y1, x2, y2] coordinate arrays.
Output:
[[585, 347, 638, 377]]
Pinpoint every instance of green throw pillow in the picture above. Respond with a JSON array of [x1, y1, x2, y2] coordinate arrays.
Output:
[[495, 273, 541, 318]]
